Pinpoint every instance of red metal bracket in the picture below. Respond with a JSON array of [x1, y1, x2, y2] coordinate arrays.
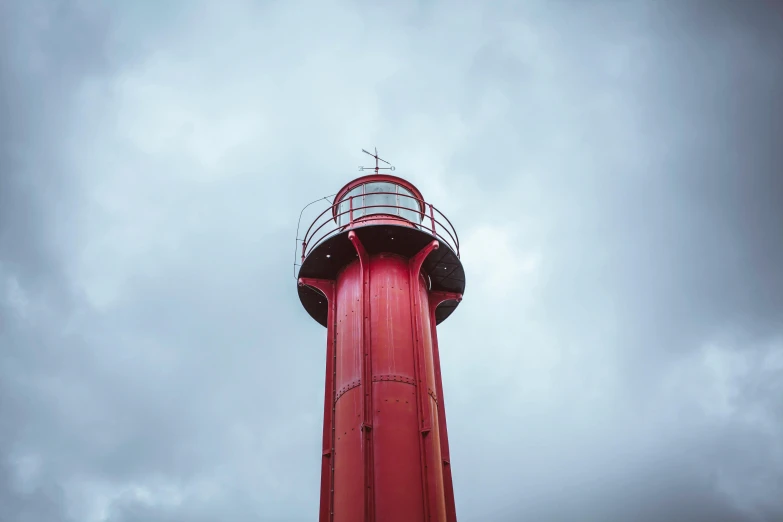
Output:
[[298, 278, 336, 301], [348, 230, 368, 265], [429, 290, 463, 309], [408, 240, 439, 522], [428, 289, 460, 522], [410, 240, 439, 276], [409, 240, 439, 434], [300, 277, 337, 522], [348, 230, 375, 522]]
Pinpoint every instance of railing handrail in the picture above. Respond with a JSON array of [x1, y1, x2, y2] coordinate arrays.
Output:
[[294, 191, 460, 279], [307, 202, 427, 259]]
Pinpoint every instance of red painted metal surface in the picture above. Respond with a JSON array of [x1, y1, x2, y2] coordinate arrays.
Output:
[[429, 291, 462, 522], [298, 174, 463, 522], [300, 278, 338, 522]]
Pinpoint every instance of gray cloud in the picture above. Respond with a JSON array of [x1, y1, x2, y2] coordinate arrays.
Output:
[[1, 1, 782, 521]]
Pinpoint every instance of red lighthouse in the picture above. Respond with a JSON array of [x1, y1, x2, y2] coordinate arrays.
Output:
[[296, 150, 465, 522]]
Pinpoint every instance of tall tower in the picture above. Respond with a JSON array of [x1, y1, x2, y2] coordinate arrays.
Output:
[[296, 151, 466, 522]]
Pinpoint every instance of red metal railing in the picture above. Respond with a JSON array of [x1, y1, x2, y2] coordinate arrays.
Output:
[[294, 192, 460, 278]]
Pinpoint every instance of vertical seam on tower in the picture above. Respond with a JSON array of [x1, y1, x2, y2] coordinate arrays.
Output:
[[350, 231, 375, 522], [301, 278, 337, 522], [410, 268, 431, 522], [409, 240, 438, 522], [330, 292, 337, 522], [362, 254, 374, 522], [429, 296, 457, 522]]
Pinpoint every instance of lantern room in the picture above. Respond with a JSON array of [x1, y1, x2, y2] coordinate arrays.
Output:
[[333, 174, 426, 227]]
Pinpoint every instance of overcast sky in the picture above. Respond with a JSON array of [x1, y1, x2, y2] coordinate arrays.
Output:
[[2, 1, 783, 521]]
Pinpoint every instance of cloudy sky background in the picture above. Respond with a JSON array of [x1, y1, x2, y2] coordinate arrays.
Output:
[[2, 0, 783, 521]]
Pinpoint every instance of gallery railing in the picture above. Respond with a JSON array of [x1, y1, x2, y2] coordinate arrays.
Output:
[[294, 191, 460, 279]]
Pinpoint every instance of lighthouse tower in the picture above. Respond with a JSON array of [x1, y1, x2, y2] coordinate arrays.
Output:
[[296, 150, 466, 522]]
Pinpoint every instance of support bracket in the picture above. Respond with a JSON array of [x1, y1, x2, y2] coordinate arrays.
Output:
[[410, 240, 439, 276], [301, 276, 337, 522], [298, 278, 336, 301], [429, 290, 463, 310], [348, 230, 375, 522], [408, 239, 439, 522]]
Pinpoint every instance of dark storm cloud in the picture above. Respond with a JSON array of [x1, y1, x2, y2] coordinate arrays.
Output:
[[1, 2, 114, 521], [1, 1, 109, 286], [456, 0, 783, 358], [609, 0, 783, 342], [2, 1, 782, 521], [2, 1, 325, 505], [446, 2, 783, 520]]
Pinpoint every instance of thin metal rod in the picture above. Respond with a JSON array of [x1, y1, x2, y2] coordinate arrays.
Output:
[[294, 194, 336, 279]]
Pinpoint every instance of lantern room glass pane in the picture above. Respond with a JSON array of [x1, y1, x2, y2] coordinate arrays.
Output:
[[397, 186, 421, 224], [336, 182, 422, 226], [364, 182, 396, 217]]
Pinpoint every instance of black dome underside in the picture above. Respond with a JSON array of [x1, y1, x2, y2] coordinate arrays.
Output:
[[297, 223, 466, 328]]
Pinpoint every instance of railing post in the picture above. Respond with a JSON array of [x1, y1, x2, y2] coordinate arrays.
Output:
[[430, 204, 436, 235], [350, 195, 354, 225], [301, 241, 306, 263]]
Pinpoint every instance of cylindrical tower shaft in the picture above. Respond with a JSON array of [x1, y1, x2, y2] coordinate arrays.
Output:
[[297, 171, 464, 522]]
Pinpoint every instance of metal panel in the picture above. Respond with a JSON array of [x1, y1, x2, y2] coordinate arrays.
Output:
[[333, 387, 363, 522], [333, 260, 365, 522], [335, 261, 362, 393], [369, 254, 416, 380], [371, 381, 424, 522]]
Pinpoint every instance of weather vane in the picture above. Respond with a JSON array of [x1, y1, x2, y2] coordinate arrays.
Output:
[[359, 147, 396, 174]]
